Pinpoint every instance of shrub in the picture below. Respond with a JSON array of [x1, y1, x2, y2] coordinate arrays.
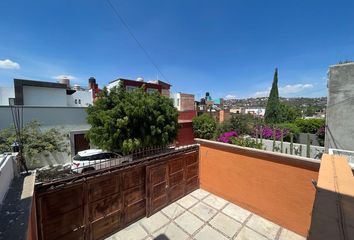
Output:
[[214, 121, 232, 140], [316, 125, 325, 146], [192, 114, 217, 140], [274, 122, 300, 141], [229, 114, 260, 135], [254, 126, 289, 140], [217, 131, 238, 143], [0, 121, 68, 164], [230, 137, 263, 149], [294, 118, 325, 134]]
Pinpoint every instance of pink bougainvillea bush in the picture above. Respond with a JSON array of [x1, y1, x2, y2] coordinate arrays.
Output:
[[217, 131, 238, 143]]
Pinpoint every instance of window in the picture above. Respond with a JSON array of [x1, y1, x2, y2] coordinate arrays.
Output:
[[78, 99, 81, 104], [126, 86, 137, 92], [177, 98, 180, 106], [75, 99, 77, 104], [147, 88, 158, 94]]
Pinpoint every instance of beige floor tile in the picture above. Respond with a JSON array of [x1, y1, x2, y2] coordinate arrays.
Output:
[[190, 189, 210, 200], [202, 194, 228, 210], [246, 214, 280, 239], [209, 212, 242, 237], [194, 225, 228, 240], [152, 222, 189, 240], [222, 203, 251, 223], [110, 222, 147, 240], [139, 212, 169, 233], [189, 202, 217, 221], [174, 211, 204, 234], [161, 202, 186, 219], [234, 227, 269, 240], [177, 195, 199, 209]]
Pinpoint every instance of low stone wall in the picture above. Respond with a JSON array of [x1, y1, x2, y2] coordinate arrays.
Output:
[[253, 138, 325, 159], [196, 138, 320, 237]]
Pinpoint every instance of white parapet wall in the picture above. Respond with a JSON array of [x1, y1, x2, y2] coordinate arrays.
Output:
[[252, 138, 325, 159], [0, 154, 16, 204]]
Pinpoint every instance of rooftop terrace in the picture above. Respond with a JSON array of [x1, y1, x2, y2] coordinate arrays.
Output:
[[107, 188, 304, 240]]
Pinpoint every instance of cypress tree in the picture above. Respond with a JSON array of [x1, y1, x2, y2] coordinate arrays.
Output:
[[264, 68, 281, 124]]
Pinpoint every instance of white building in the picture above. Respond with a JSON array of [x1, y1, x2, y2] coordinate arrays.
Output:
[[244, 107, 266, 117], [0, 78, 95, 107]]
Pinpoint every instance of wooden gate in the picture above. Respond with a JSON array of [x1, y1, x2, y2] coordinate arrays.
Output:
[[35, 147, 198, 240], [146, 151, 199, 216]]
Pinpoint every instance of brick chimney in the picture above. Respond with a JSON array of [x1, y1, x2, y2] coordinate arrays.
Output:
[[88, 77, 100, 101]]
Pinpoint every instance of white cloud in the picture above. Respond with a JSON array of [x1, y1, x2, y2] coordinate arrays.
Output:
[[253, 88, 271, 97], [225, 94, 237, 99], [253, 83, 314, 97], [0, 59, 20, 69], [279, 83, 313, 94], [53, 74, 77, 80]]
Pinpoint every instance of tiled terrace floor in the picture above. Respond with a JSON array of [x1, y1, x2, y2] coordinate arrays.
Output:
[[106, 189, 305, 240]]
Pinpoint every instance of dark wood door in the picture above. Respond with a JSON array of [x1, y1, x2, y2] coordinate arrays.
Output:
[[146, 163, 169, 216], [74, 134, 90, 154]]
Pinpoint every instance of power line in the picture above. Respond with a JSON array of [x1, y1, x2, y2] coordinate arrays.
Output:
[[105, 0, 169, 82]]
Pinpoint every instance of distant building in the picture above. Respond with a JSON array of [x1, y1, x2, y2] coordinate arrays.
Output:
[[244, 107, 266, 117], [230, 107, 245, 114], [107, 78, 171, 97], [173, 93, 195, 111], [0, 77, 99, 107]]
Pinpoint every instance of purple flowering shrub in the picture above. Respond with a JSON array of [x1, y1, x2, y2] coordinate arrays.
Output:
[[316, 125, 325, 146], [217, 131, 238, 143], [253, 126, 289, 140]]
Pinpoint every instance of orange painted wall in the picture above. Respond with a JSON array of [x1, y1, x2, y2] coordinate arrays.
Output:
[[199, 143, 319, 237]]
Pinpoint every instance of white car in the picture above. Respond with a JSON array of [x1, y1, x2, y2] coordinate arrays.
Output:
[[71, 149, 128, 173]]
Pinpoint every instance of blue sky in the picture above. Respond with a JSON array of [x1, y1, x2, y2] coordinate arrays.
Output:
[[1, 0, 353, 100]]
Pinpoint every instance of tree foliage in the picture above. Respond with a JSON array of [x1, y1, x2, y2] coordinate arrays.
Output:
[[0, 121, 68, 162], [264, 68, 281, 124], [294, 118, 325, 134], [192, 114, 216, 140], [86, 85, 179, 153]]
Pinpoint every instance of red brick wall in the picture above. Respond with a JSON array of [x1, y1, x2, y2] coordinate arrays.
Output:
[[177, 122, 195, 146]]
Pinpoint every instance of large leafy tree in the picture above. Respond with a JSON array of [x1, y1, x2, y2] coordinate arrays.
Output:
[[0, 121, 68, 163], [86, 85, 179, 153], [265, 68, 281, 124]]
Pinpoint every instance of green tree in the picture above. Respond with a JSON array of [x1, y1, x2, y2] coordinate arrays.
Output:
[[278, 103, 301, 122], [0, 121, 68, 163], [192, 114, 216, 139], [86, 85, 179, 153], [265, 68, 281, 124]]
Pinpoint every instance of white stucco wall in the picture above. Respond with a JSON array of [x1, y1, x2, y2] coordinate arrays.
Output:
[[0, 154, 15, 204], [23, 86, 67, 106], [67, 90, 92, 107], [0, 87, 15, 105]]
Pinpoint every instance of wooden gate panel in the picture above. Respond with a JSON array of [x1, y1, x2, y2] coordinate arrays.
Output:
[[147, 163, 169, 215], [89, 193, 122, 222], [40, 185, 83, 219], [168, 157, 185, 202], [91, 211, 122, 240], [88, 174, 121, 203], [43, 207, 83, 240], [185, 152, 199, 194], [122, 166, 146, 225]]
